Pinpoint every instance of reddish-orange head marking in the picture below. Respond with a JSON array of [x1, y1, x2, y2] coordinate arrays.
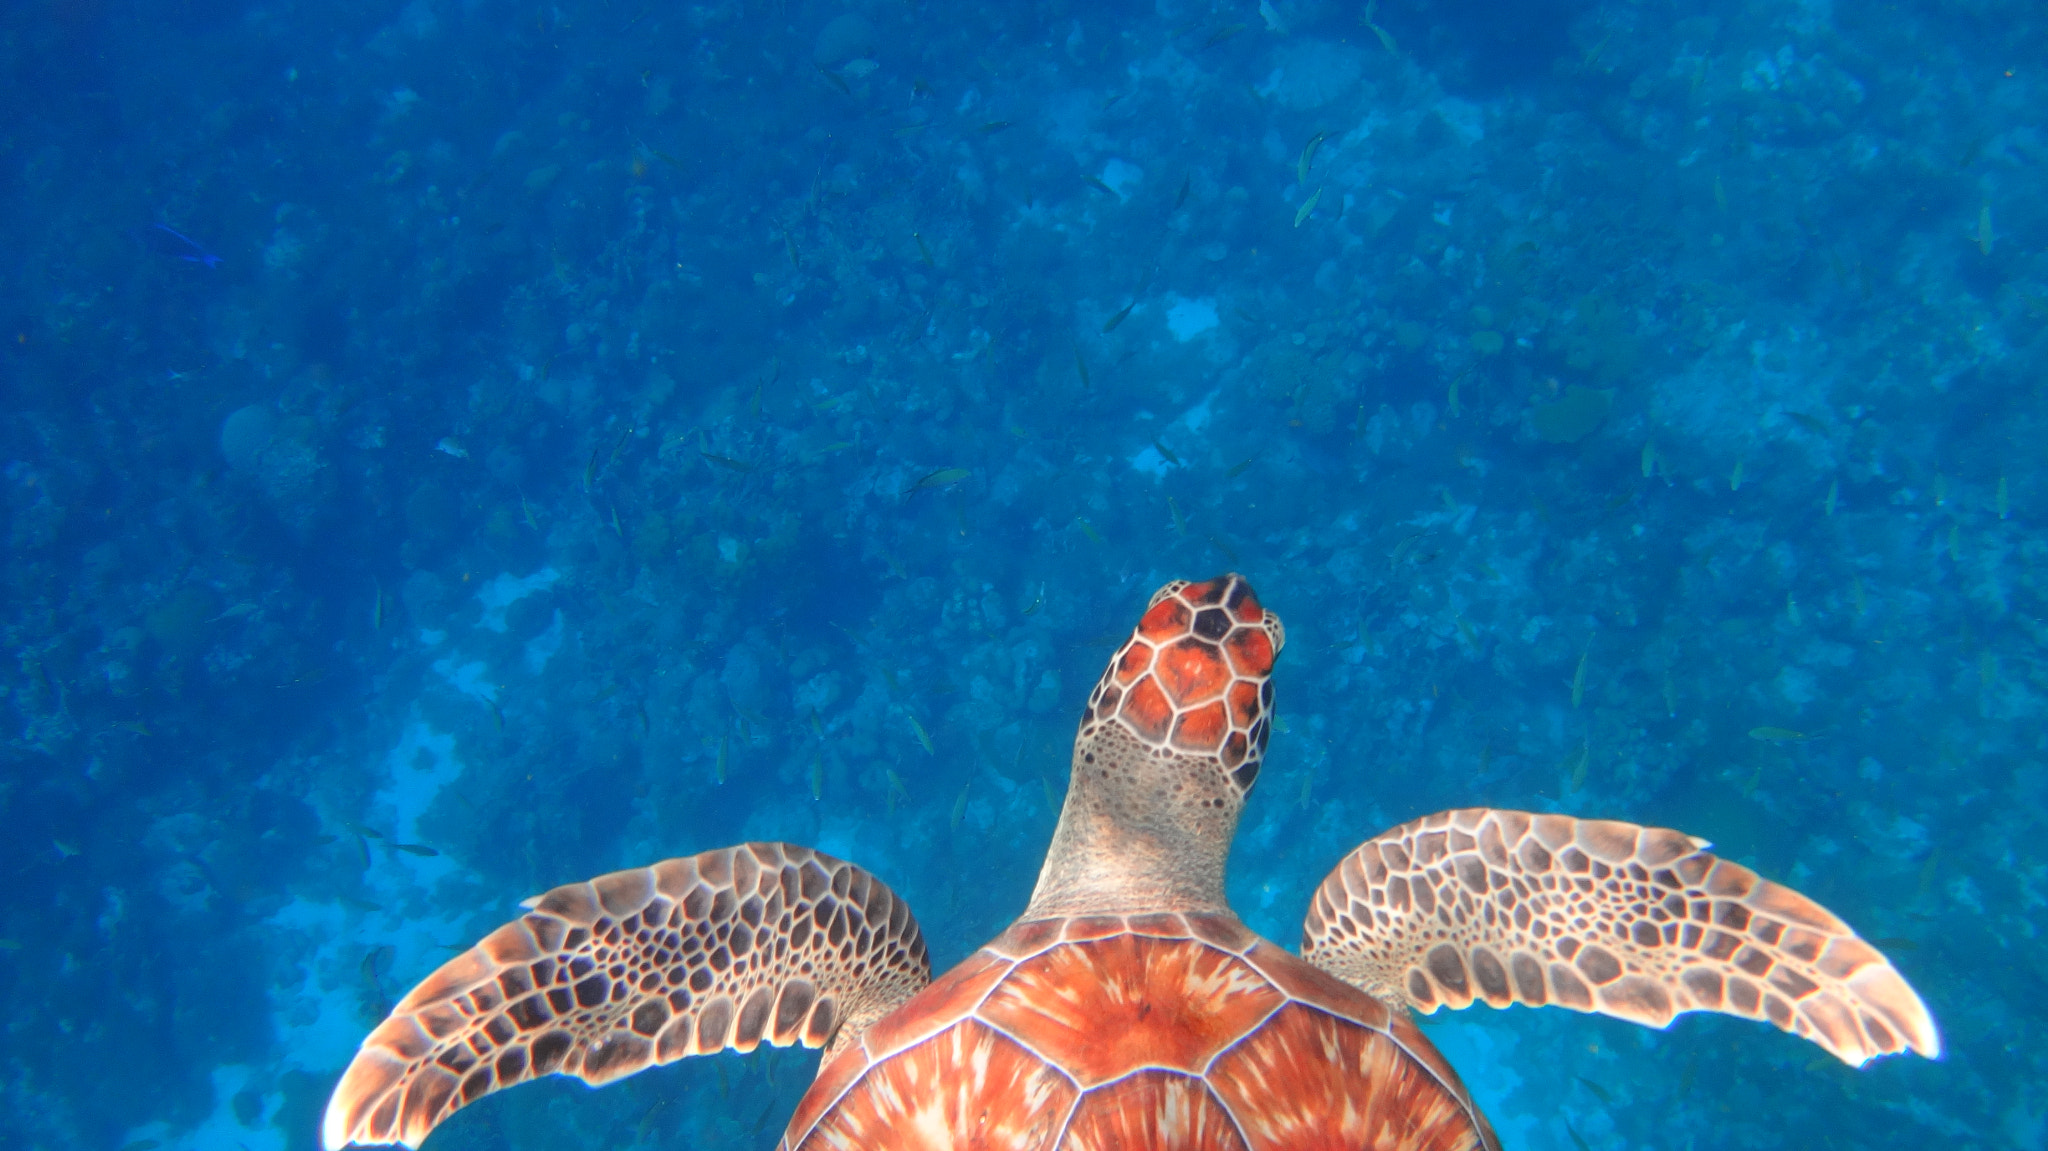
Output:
[[1085, 574, 1284, 792]]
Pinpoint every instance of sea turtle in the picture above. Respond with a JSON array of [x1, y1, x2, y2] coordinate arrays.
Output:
[[324, 574, 1938, 1151]]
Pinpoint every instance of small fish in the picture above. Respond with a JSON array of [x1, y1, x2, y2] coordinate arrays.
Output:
[[1641, 441, 1657, 478], [1869, 936, 1919, 952], [1948, 523, 1961, 562], [1446, 375, 1461, 418], [1169, 495, 1188, 537], [635, 1100, 672, 1143], [1360, 2, 1398, 54], [52, 838, 81, 859], [907, 714, 935, 754], [908, 467, 970, 494], [208, 602, 258, 623], [521, 494, 540, 530], [1456, 616, 1478, 648], [110, 719, 150, 736], [913, 231, 936, 267], [1174, 174, 1191, 210], [487, 697, 505, 732], [1298, 772, 1313, 809], [1975, 202, 1993, 256], [1207, 533, 1240, 564], [1564, 1120, 1591, 1151], [0, 938, 22, 952], [1729, 457, 1745, 492], [150, 223, 223, 269], [1152, 439, 1181, 466], [1073, 344, 1091, 388], [1102, 300, 1136, 333], [1748, 726, 1807, 742], [346, 822, 387, 840], [435, 437, 469, 459], [1082, 174, 1116, 197], [1786, 592, 1803, 627], [1852, 576, 1867, 616], [1824, 479, 1839, 516], [809, 710, 825, 741], [1934, 473, 1948, 507], [1576, 1076, 1613, 1105], [1293, 186, 1323, 228], [1075, 517, 1105, 545], [390, 842, 439, 857], [360, 944, 395, 986], [1201, 23, 1245, 49], [816, 64, 851, 95], [1784, 410, 1827, 435], [338, 894, 383, 912], [1917, 849, 1941, 896], [1564, 742, 1589, 792], [1041, 773, 1060, 813], [1570, 645, 1589, 708], [699, 449, 753, 472], [1022, 584, 1044, 615], [810, 754, 824, 801], [715, 733, 728, 784], [950, 782, 971, 830], [583, 445, 600, 492], [1297, 131, 1327, 185], [1997, 475, 2009, 519], [1226, 456, 1256, 478], [980, 120, 1013, 134]]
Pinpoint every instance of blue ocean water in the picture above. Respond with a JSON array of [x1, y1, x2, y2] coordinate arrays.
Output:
[[4, 0, 2039, 1147]]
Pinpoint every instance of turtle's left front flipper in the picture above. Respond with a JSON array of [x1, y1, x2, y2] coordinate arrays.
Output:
[[1301, 808, 1938, 1066], [323, 843, 928, 1148]]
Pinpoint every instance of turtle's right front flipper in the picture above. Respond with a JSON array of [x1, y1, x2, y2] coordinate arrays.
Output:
[[323, 843, 930, 1149], [1300, 809, 1938, 1067]]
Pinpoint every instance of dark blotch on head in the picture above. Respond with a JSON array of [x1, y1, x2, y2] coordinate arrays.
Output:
[[1193, 607, 1232, 640], [1231, 759, 1260, 791]]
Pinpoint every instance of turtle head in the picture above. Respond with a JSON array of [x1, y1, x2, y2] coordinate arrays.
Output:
[[1027, 574, 1285, 917], [1083, 574, 1285, 794]]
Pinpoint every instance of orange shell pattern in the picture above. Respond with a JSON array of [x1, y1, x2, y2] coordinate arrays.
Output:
[[1085, 575, 1282, 792], [779, 915, 1495, 1151]]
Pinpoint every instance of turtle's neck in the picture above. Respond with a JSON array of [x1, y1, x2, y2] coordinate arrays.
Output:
[[1021, 720, 1242, 919]]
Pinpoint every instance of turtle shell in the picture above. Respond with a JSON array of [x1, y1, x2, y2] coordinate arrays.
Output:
[[779, 912, 1496, 1151]]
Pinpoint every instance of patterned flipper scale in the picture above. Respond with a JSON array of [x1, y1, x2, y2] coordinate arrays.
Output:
[[323, 843, 930, 1149], [1302, 809, 1939, 1066]]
